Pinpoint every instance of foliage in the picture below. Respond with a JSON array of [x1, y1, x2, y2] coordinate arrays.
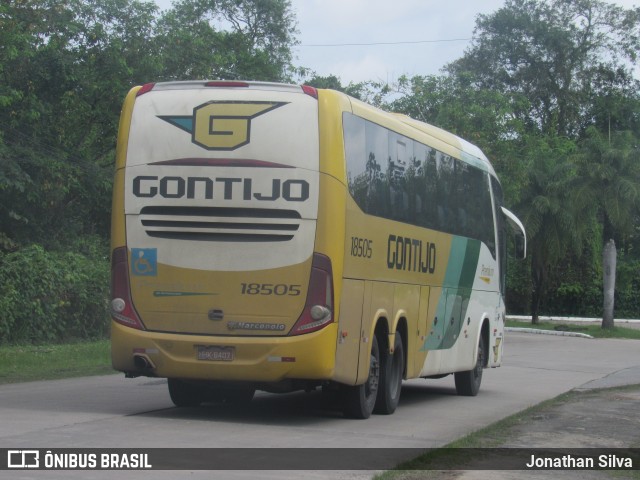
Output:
[[434, 0, 640, 323], [156, 0, 298, 82], [386, 74, 525, 145], [571, 128, 640, 242], [570, 128, 640, 326], [514, 134, 590, 321], [303, 74, 368, 100], [170, 0, 300, 81], [0, 0, 153, 248], [0, 240, 110, 344], [615, 256, 640, 317], [0, 142, 111, 250], [448, 0, 640, 137]]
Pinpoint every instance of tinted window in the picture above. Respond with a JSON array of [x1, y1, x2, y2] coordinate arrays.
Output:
[[344, 113, 496, 256]]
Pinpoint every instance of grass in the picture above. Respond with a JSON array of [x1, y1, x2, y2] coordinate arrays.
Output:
[[0, 339, 113, 384], [506, 319, 640, 339]]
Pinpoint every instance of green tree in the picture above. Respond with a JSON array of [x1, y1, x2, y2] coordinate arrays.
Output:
[[515, 135, 588, 323], [303, 74, 367, 100], [0, 0, 160, 248], [443, 0, 640, 322], [571, 128, 640, 328], [449, 0, 640, 137], [388, 74, 523, 144], [156, 0, 298, 81]]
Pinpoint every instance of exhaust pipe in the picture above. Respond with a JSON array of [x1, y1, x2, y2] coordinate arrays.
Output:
[[133, 354, 156, 371]]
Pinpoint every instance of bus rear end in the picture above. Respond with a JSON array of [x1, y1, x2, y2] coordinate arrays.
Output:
[[110, 81, 337, 403]]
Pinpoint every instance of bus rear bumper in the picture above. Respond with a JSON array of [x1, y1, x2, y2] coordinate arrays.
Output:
[[111, 321, 337, 383]]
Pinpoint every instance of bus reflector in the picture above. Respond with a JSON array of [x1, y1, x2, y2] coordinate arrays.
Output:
[[268, 356, 296, 363], [289, 253, 334, 336], [111, 247, 145, 330]]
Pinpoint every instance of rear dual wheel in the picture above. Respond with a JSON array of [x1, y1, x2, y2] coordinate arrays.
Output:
[[343, 336, 380, 419], [375, 333, 404, 415], [211, 387, 255, 404], [168, 378, 205, 407], [343, 333, 404, 419], [168, 379, 255, 407]]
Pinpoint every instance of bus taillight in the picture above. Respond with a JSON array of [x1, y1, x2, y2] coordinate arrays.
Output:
[[136, 83, 155, 96], [289, 253, 334, 336], [301, 85, 318, 99], [110, 247, 145, 330]]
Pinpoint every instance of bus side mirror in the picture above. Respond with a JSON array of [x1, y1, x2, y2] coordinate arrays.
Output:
[[501, 207, 527, 260]]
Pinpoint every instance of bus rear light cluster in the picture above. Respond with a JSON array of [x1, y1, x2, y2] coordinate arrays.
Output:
[[289, 253, 334, 336], [301, 85, 318, 98], [136, 83, 155, 96], [111, 247, 145, 330]]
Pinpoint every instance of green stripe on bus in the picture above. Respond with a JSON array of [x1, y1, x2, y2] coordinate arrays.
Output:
[[422, 237, 481, 351]]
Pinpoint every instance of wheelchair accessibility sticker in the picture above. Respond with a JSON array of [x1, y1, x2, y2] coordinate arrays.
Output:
[[131, 248, 157, 276]]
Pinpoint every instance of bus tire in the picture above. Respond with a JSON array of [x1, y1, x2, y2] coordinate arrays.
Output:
[[454, 333, 485, 396], [217, 388, 255, 404], [343, 335, 380, 419], [168, 378, 204, 407], [374, 332, 403, 414]]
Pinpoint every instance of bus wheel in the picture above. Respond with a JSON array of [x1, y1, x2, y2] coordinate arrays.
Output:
[[454, 334, 486, 396], [168, 378, 204, 407], [375, 333, 404, 414], [343, 335, 380, 419], [217, 388, 255, 404]]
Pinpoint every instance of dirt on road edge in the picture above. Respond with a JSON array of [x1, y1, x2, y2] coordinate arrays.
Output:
[[383, 383, 640, 480]]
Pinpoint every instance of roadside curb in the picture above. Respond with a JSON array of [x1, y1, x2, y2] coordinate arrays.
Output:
[[574, 366, 640, 391], [505, 327, 594, 339], [507, 315, 640, 326]]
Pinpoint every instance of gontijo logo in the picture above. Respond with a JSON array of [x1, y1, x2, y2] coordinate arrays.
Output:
[[159, 101, 287, 151]]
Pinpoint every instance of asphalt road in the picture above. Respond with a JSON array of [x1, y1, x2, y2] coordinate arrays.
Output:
[[1, 332, 639, 479]]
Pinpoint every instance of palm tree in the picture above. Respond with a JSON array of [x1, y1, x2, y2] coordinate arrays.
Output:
[[517, 135, 587, 324], [571, 128, 640, 328]]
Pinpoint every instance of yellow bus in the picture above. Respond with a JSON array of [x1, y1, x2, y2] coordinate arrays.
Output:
[[110, 81, 526, 419]]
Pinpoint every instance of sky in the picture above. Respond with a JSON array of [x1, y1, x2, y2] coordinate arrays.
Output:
[[289, 0, 505, 84], [154, 0, 639, 85]]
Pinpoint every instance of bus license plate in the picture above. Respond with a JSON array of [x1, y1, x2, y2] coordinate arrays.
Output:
[[197, 345, 235, 362]]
